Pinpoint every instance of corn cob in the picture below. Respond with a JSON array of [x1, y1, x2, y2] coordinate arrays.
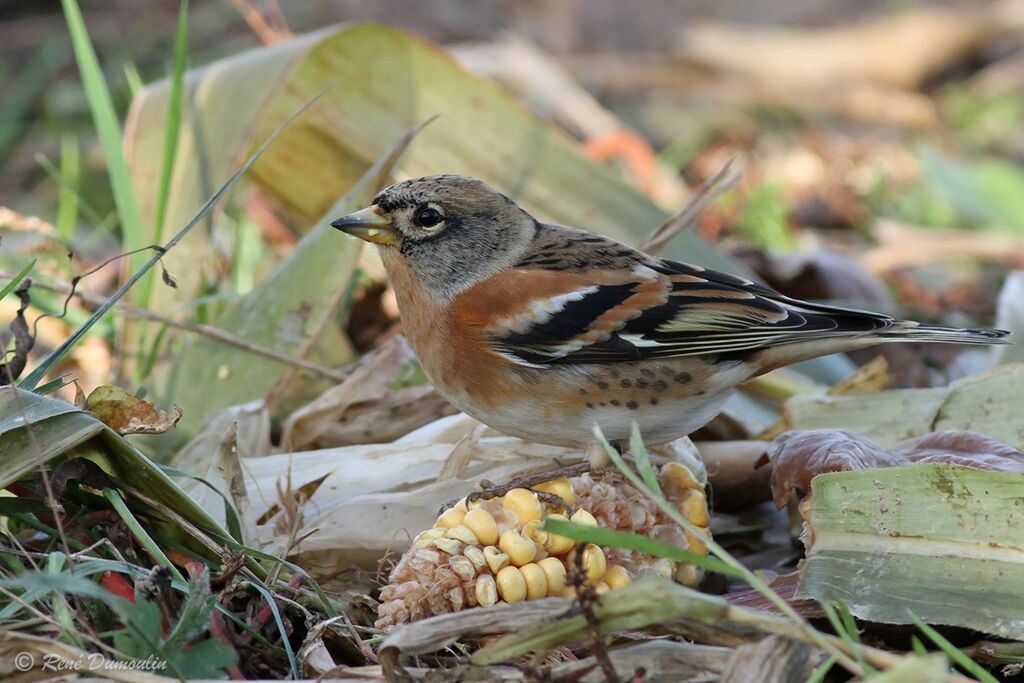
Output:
[[376, 461, 710, 628]]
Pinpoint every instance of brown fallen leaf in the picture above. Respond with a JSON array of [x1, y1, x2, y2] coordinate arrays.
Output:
[[675, 6, 1004, 91], [767, 429, 1024, 507], [85, 385, 182, 435], [280, 335, 444, 451]]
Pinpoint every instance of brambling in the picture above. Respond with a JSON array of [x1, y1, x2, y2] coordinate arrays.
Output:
[[331, 175, 1009, 452]]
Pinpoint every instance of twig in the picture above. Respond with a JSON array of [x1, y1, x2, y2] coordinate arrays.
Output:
[[638, 156, 740, 255], [1, 271, 350, 383], [227, 0, 292, 43]]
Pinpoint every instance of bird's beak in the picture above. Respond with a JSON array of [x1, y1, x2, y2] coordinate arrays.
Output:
[[330, 205, 396, 246]]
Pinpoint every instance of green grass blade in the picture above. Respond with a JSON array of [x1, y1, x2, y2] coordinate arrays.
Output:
[[541, 518, 738, 577], [46, 553, 84, 648], [909, 612, 999, 683], [630, 420, 661, 496], [103, 488, 187, 584], [154, 0, 187, 243], [19, 83, 337, 390], [55, 134, 80, 241], [60, 0, 144, 262], [247, 581, 298, 679], [806, 657, 836, 683], [36, 153, 110, 229], [123, 61, 144, 97], [0, 260, 35, 302], [823, 601, 874, 675], [136, 0, 188, 318]]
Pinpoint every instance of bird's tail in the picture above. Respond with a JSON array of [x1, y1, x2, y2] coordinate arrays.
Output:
[[878, 322, 1011, 345]]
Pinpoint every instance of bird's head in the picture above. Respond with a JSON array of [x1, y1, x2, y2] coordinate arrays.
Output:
[[331, 175, 536, 300]]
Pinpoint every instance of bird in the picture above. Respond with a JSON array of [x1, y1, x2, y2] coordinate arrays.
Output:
[[331, 174, 1010, 456]]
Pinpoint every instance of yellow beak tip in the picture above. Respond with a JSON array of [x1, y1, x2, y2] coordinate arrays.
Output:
[[330, 206, 396, 245]]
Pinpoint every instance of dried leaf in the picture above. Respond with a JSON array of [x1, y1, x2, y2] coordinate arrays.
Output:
[[769, 428, 1024, 507], [994, 271, 1024, 366], [796, 463, 1024, 638], [676, 7, 996, 90], [0, 280, 34, 386], [85, 385, 182, 436], [720, 635, 811, 683], [280, 336, 431, 451], [779, 363, 1024, 448]]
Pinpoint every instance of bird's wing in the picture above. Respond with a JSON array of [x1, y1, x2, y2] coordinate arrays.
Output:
[[472, 258, 896, 367]]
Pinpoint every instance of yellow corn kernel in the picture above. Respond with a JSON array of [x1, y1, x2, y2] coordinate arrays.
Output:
[[502, 488, 544, 525], [446, 587, 464, 610], [685, 529, 708, 556], [558, 586, 577, 599], [475, 574, 498, 606], [521, 519, 548, 547], [603, 564, 632, 590], [537, 556, 567, 595], [676, 564, 702, 587], [499, 529, 536, 567], [661, 461, 703, 493], [495, 566, 527, 603], [463, 508, 499, 546], [595, 581, 611, 595], [432, 538, 463, 555], [679, 490, 710, 527], [445, 524, 479, 545], [436, 506, 466, 529], [582, 544, 607, 582], [570, 509, 598, 527], [533, 477, 576, 506], [483, 546, 510, 573], [464, 546, 486, 569], [448, 555, 476, 582], [452, 497, 469, 513], [416, 528, 445, 541], [519, 562, 548, 600], [542, 514, 576, 555], [651, 557, 674, 579]]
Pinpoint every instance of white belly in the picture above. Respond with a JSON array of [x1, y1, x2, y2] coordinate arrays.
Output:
[[471, 388, 735, 447]]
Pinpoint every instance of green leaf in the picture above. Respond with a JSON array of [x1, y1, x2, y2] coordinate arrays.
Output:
[[797, 464, 1024, 639], [55, 135, 80, 241], [782, 364, 1024, 449], [135, 0, 189, 320], [909, 613, 999, 683], [920, 146, 1024, 233], [541, 518, 738, 577], [0, 259, 35, 302], [165, 569, 217, 649], [0, 388, 244, 575], [859, 654, 950, 683], [734, 182, 795, 250], [111, 599, 163, 658], [175, 637, 238, 679], [60, 0, 144, 261], [629, 420, 661, 496]]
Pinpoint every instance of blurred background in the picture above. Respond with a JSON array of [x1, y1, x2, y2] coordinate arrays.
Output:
[[2, 0, 1024, 431]]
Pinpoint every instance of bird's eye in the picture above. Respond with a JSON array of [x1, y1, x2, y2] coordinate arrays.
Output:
[[413, 205, 444, 229]]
